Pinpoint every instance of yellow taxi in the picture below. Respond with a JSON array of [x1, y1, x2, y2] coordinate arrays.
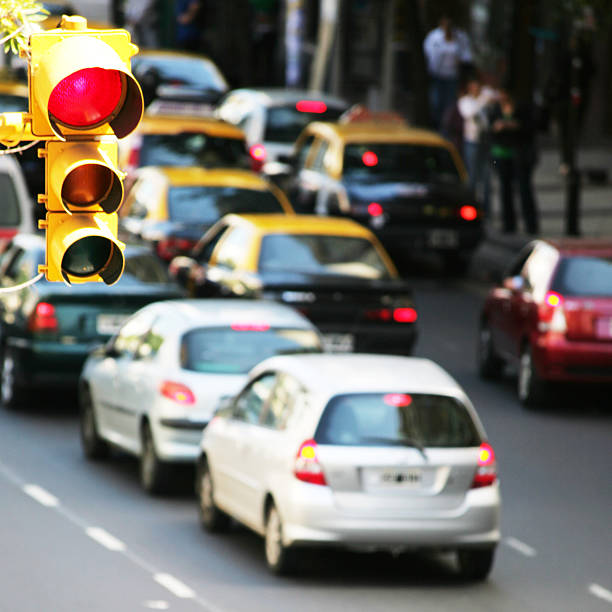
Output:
[[169, 213, 418, 355], [119, 166, 294, 261], [283, 108, 482, 273]]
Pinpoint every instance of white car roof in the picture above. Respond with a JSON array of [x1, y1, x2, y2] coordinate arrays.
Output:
[[250, 353, 465, 397], [143, 298, 317, 332]]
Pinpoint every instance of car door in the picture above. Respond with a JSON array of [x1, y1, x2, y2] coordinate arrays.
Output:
[[212, 372, 277, 526]]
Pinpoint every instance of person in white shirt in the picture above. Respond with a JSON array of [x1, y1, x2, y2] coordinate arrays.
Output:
[[458, 75, 498, 214], [423, 15, 473, 129]]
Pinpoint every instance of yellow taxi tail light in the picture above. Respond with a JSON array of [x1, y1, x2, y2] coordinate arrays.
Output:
[[41, 213, 125, 285]]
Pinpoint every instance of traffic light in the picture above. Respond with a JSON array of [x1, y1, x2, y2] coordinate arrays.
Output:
[[30, 16, 143, 284]]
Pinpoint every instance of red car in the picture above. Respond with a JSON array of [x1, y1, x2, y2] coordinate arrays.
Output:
[[478, 238, 612, 406]]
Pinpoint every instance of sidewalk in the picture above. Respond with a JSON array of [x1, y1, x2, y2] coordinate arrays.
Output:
[[469, 145, 612, 282]]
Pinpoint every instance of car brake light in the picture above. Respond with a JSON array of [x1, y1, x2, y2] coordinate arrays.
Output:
[[230, 322, 270, 331], [0, 228, 18, 240], [393, 307, 418, 323], [156, 237, 197, 261], [249, 143, 266, 162], [296, 100, 327, 113], [364, 308, 392, 321], [28, 302, 59, 333], [362, 151, 378, 167], [294, 439, 327, 486], [471, 442, 497, 488], [538, 291, 567, 333], [460, 205, 478, 221], [127, 146, 141, 170], [368, 202, 383, 217], [384, 393, 412, 407], [160, 381, 196, 405]]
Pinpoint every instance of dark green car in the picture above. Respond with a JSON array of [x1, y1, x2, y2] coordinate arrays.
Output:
[[0, 234, 184, 407]]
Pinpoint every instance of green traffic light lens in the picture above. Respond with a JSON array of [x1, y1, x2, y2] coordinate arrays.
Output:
[[63, 236, 111, 277]]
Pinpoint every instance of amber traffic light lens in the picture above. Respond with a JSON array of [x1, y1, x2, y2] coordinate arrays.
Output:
[[62, 165, 114, 207]]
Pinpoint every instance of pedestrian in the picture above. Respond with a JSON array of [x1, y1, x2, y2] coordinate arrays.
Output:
[[457, 73, 497, 215], [487, 87, 540, 235], [423, 14, 473, 130], [175, 0, 202, 52], [125, 0, 158, 48]]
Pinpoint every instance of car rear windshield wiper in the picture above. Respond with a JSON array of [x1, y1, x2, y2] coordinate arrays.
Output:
[[360, 436, 428, 460]]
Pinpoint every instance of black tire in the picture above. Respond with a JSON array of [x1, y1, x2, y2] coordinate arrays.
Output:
[[477, 321, 504, 380], [457, 547, 495, 581], [1, 347, 27, 408], [140, 422, 171, 495], [264, 503, 297, 575], [196, 458, 230, 533], [518, 344, 546, 408], [79, 385, 109, 460]]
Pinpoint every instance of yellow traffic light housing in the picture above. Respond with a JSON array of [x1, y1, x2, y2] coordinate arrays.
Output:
[[29, 16, 143, 138], [24, 15, 144, 285]]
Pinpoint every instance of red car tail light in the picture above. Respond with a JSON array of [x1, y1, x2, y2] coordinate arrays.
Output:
[[538, 291, 567, 333], [364, 308, 392, 321], [367, 202, 383, 217], [393, 307, 418, 323], [294, 439, 327, 486], [471, 442, 497, 488], [156, 237, 197, 261], [459, 205, 478, 221], [28, 302, 59, 333], [296, 100, 327, 113], [249, 143, 266, 172], [160, 381, 196, 405]]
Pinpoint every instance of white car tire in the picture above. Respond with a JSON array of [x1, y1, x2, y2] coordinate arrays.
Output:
[[265, 503, 297, 575], [196, 459, 230, 533], [140, 422, 171, 495], [79, 385, 109, 460]]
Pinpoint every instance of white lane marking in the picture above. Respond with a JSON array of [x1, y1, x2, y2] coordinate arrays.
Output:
[[86, 527, 126, 552], [590, 584, 612, 604], [143, 602, 169, 610], [154, 573, 196, 599], [504, 536, 537, 557], [23, 484, 59, 507]]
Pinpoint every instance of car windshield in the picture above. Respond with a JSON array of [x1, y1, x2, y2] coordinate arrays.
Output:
[[0, 94, 27, 113], [181, 327, 321, 374], [0, 173, 20, 226], [121, 253, 171, 284], [139, 133, 250, 168], [132, 56, 227, 91], [258, 234, 392, 279], [550, 255, 612, 297], [167, 186, 284, 224], [343, 143, 461, 183], [315, 393, 481, 447], [264, 105, 345, 143]]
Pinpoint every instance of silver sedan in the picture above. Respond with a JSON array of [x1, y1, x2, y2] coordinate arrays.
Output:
[[79, 299, 323, 494], [197, 353, 501, 579]]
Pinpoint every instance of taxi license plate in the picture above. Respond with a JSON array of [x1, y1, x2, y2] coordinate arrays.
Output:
[[96, 314, 129, 335], [321, 333, 355, 353], [428, 229, 459, 248]]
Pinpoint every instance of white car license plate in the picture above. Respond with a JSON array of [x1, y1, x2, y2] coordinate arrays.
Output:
[[321, 333, 355, 353], [364, 467, 423, 489], [96, 314, 129, 335], [428, 229, 459, 248]]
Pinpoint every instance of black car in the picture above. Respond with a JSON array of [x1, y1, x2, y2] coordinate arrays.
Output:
[[169, 213, 418, 355], [0, 234, 184, 407]]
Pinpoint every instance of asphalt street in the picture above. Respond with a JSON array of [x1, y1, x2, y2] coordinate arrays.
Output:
[[0, 274, 610, 612]]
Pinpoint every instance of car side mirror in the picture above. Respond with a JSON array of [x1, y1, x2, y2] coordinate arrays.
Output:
[[169, 255, 196, 286], [503, 275, 525, 291]]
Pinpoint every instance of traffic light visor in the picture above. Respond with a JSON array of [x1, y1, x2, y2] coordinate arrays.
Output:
[[63, 235, 123, 283], [62, 162, 123, 213]]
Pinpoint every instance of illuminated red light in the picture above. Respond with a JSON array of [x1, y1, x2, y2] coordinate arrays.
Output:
[[478, 442, 495, 466], [36, 302, 55, 317], [393, 307, 418, 323], [362, 151, 378, 167], [368, 202, 383, 217], [545, 291, 563, 307], [49, 68, 123, 128], [230, 323, 270, 331], [472, 442, 497, 488], [384, 393, 412, 407], [294, 439, 327, 485], [460, 205, 478, 221], [249, 143, 267, 162], [296, 100, 327, 113], [364, 308, 392, 321], [28, 302, 58, 333], [160, 381, 196, 405]]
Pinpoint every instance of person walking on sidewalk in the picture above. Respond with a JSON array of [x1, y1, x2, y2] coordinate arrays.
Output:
[[458, 73, 497, 216], [488, 87, 540, 234]]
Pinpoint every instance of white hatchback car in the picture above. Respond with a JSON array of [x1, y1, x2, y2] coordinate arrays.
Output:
[[79, 299, 323, 494], [197, 353, 501, 579]]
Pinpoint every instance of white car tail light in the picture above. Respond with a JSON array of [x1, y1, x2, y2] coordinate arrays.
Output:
[[538, 291, 567, 333], [160, 381, 196, 405], [471, 442, 497, 488], [294, 439, 327, 486]]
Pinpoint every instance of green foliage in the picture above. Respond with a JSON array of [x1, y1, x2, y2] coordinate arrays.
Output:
[[0, 0, 48, 55]]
